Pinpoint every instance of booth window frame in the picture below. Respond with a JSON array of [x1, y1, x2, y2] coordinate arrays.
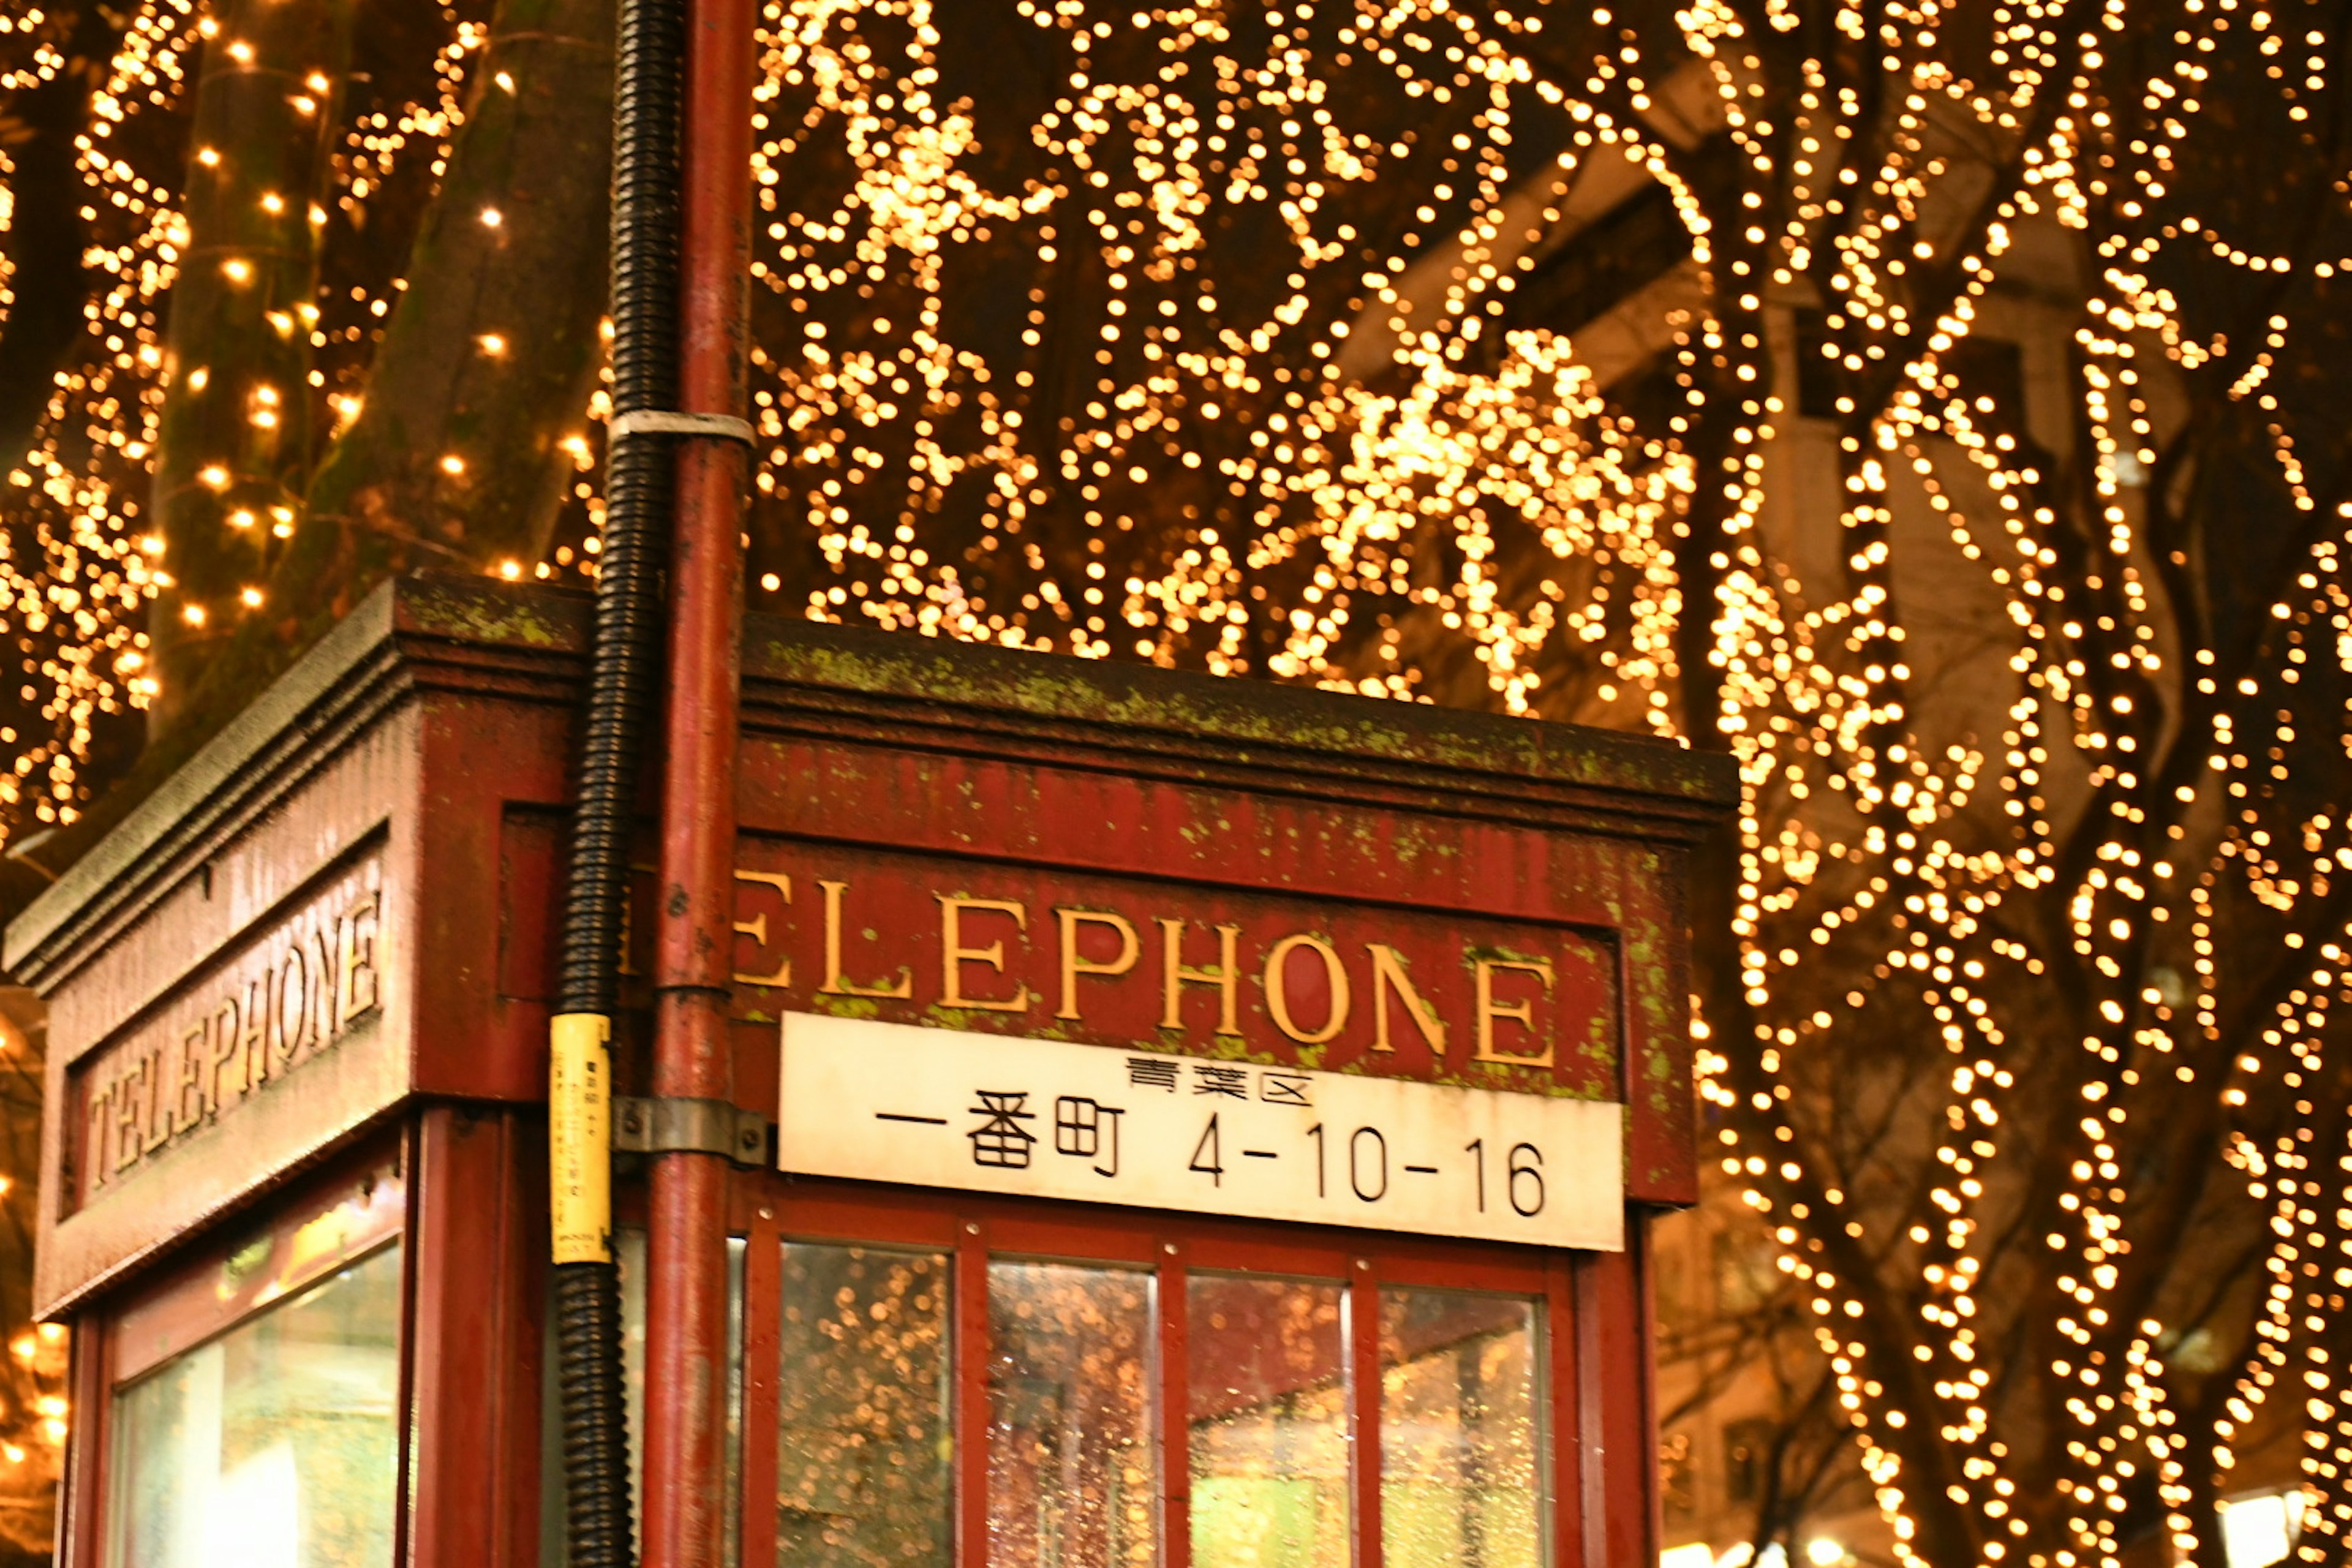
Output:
[[64, 1133, 413, 1568], [56, 1136, 1651, 1568], [721, 1170, 1610, 1568]]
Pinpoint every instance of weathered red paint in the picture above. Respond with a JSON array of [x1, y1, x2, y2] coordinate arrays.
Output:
[[7, 575, 1733, 1568], [1586, 1242, 1656, 1568], [1547, 1250, 1586, 1567], [641, 0, 757, 1547], [407, 1108, 544, 1568], [954, 1215, 992, 1568], [59, 1310, 105, 1568], [1158, 1238, 1193, 1568], [736, 1208, 784, 1568], [1350, 1247, 1384, 1568]]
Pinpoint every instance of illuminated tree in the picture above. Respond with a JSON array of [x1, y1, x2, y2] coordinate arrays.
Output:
[[6, 1, 2352, 1566], [0, 992, 63, 1567], [0, 0, 614, 865], [0, 0, 616, 1539]]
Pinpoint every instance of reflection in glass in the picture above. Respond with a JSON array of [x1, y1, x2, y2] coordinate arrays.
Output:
[[1188, 1274, 1348, 1568], [1379, 1289, 1544, 1568], [989, 1260, 1157, 1568], [775, 1243, 953, 1568], [543, 1229, 746, 1568], [107, 1242, 404, 1568]]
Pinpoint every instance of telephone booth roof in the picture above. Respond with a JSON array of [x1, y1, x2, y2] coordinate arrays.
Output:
[[7, 572, 1735, 1319]]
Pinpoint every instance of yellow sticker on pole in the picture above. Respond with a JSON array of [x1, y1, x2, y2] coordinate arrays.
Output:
[[549, 1012, 613, 1265]]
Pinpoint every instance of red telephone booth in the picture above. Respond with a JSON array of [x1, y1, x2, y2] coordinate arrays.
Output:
[[10, 574, 1733, 1568]]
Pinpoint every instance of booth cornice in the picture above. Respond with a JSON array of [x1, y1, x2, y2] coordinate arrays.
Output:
[[6, 573, 1736, 988]]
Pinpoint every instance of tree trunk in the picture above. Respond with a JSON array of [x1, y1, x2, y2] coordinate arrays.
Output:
[[194, 0, 617, 722], [48, 0, 616, 865], [147, 0, 356, 730], [298, 0, 617, 573]]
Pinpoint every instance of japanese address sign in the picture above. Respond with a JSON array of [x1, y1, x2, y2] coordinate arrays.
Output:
[[778, 1012, 1625, 1250]]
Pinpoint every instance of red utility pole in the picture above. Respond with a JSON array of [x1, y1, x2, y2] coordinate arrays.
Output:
[[643, 0, 753, 1554]]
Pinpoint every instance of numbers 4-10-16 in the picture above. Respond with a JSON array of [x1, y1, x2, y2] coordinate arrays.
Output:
[[1186, 1116, 1548, 1218]]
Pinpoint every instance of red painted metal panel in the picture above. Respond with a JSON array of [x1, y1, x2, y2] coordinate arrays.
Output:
[[1584, 1237, 1655, 1568], [1372, 1248, 1556, 1295], [733, 733, 1670, 928], [1637, 1218, 1665, 1568], [1575, 1257, 1608, 1568], [1180, 1227, 1354, 1281], [739, 1205, 783, 1568], [769, 1185, 962, 1251], [955, 1216, 990, 1568], [984, 1211, 1159, 1267], [1158, 1240, 1191, 1568], [393, 1121, 421, 1568], [59, 1320, 106, 1568], [1547, 1252, 1584, 1568], [406, 1107, 540, 1568], [412, 695, 573, 1104], [754, 1170, 1558, 1293], [1351, 1254, 1384, 1568]]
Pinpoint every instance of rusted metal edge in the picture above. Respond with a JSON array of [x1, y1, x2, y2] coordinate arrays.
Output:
[[737, 684, 1731, 844], [424, 576, 1739, 816], [384, 576, 1739, 813], [3, 575, 589, 989], [4, 586, 407, 981], [6, 573, 1741, 982], [383, 578, 1739, 820], [745, 625, 1740, 810]]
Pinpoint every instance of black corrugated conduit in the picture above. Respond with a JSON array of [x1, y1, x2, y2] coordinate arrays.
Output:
[[548, 0, 683, 1551]]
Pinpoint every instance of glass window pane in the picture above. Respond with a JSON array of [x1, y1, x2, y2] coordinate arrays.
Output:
[[622, 1227, 648, 1549], [777, 1243, 952, 1568], [622, 1230, 751, 1568], [1379, 1289, 1545, 1568], [107, 1242, 404, 1568], [542, 1229, 747, 1568], [725, 1234, 747, 1568], [1187, 1274, 1349, 1568], [988, 1260, 1156, 1568]]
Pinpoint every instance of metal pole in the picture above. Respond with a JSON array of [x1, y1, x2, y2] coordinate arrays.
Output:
[[641, 0, 752, 1551]]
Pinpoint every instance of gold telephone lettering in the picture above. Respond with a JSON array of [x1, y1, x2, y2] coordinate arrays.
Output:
[[818, 880, 913, 999], [1159, 918, 1244, 1037], [731, 870, 793, 987]]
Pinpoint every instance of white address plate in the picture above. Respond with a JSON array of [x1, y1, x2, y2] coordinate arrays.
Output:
[[777, 1012, 1624, 1251]]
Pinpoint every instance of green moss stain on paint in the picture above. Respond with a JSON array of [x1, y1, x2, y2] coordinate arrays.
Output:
[[751, 631, 1736, 803]]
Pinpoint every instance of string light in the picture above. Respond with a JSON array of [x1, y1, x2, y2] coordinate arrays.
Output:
[[0, 148, 13, 336], [0, 1, 2345, 1553], [0, 0, 476, 805]]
